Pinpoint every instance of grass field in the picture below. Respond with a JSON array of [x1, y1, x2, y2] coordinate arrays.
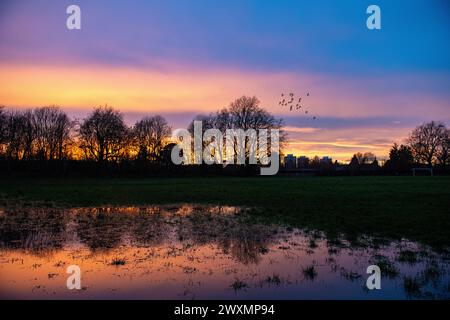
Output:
[[1, 176, 449, 248]]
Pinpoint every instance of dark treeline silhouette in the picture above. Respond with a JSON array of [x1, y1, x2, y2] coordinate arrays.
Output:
[[282, 122, 449, 176], [0, 104, 174, 176], [0, 96, 284, 177], [188, 96, 287, 163], [0, 105, 73, 161], [0, 100, 449, 177], [386, 121, 449, 174]]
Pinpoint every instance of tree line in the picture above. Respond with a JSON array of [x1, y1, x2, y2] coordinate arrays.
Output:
[[281, 122, 449, 175], [345, 121, 449, 174], [0, 105, 172, 164], [0, 96, 285, 176], [384, 121, 449, 173], [0, 98, 448, 176]]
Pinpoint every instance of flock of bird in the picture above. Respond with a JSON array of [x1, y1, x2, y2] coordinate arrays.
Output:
[[278, 92, 317, 120]]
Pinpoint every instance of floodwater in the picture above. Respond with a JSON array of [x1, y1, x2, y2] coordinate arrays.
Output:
[[0, 205, 449, 299]]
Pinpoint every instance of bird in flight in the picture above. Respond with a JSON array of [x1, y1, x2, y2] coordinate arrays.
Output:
[[277, 91, 317, 120]]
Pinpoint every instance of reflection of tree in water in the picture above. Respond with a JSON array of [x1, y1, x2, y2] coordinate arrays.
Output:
[[130, 208, 167, 246], [75, 208, 133, 251], [0, 208, 67, 253], [2, 205, 449, 299], [75, 205, 279, 264], [219, 224, 275, 265], [74, 207, 170, 251], [402, 258, 449, 299], [176, 211, 276, 264]]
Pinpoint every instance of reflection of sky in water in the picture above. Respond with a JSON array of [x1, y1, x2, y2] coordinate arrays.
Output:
[[0, 205, 449, 299]]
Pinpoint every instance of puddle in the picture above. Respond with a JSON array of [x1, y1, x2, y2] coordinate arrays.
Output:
[[0, 205, 449, 299]]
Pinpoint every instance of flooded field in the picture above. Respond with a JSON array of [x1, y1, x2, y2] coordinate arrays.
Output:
[[0, 205, 449, 299]]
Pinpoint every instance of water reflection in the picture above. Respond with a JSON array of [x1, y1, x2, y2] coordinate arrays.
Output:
[[0, 205, 449, 299], [0, 208, 68, 253]]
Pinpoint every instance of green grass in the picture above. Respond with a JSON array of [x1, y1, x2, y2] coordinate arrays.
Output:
[[0, 176, 449, 248]]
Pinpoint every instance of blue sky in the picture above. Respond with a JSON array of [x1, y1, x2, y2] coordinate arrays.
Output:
[[1, 0, 449, 73]]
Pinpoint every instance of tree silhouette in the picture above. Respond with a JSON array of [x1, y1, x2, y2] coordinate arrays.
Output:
[[436, 128, 450, 168], [32, 106, 73, 161], [78, 106, 129, 163], [407, 121, 447, 167], [353, 152, 376, 165], [133, 115, 171, 162], [385, 143, 414, 173], [188, 96, 286, 164], [3, 110, 30, 160]]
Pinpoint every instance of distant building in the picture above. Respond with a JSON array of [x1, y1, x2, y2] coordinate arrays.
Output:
[[284, 154, 297, 169], [320, 156, 332, 165], [297, 156, 310, 168]]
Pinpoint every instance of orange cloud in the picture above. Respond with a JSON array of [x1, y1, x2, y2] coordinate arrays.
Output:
[[284, 126, 322, 133], [0, 63, 303, 112]]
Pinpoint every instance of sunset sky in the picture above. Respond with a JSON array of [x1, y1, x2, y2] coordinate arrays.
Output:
[[0, 0, 449, 161]]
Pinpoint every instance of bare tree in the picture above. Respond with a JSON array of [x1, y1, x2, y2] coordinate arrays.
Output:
[[3, 110, 29, 160], [54, 109, 74, 160], [407, 121, 447, 167], [189, 96, 285, 135], [32, 106, 73, 160], [437, 128, 450, 167], [226, 96, 284, 131], [355, 152, 376, 165], [78, 106, 129, 163], [133, 115, 171, 162], [20, 110, 35, 160], [228, 96, 286, 162], [188, 114, 217, 133], [188, 96, 286, 163]]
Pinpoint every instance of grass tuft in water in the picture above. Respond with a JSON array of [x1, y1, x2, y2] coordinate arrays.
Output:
[[397, 250, 419, 264], [403, 276, 422, 298], [111, 258, 126, 266], [340, 268, 362, 281], [372, 255, 400, 279], [265, 274, 281, 285], [231, 279, 248, 291], [302, 265, 318, 281]]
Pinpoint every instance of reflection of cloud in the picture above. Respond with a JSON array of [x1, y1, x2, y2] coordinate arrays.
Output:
[[0, 205, 279, 265], [0, 208, 68, 254]]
